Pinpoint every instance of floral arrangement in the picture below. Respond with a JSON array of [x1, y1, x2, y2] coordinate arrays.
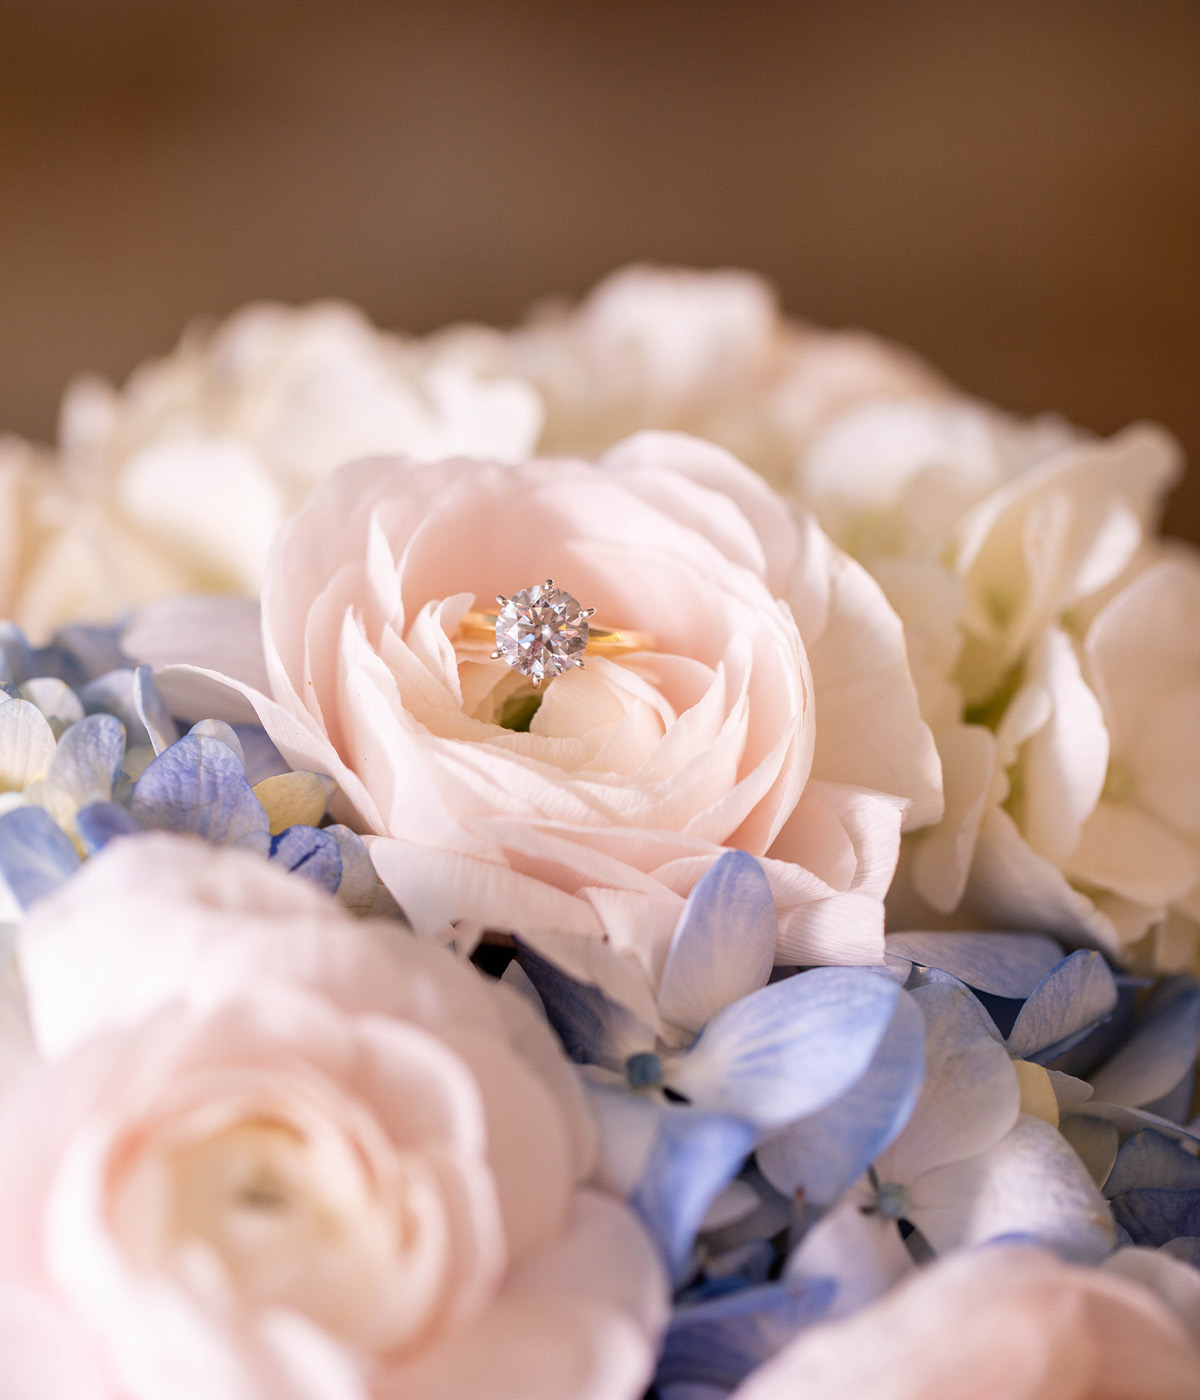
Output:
[[1, 265, 1198, 1399]]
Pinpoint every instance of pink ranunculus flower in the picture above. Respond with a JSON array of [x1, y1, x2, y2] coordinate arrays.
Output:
[[730, 1245, 1200, 1400], [154, 431, 941, 1013], [5, 835, 666, 1400]]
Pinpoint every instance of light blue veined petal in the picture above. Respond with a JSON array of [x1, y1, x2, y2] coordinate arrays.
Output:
[[0, 806, 80, 908], [785, 1197, 914, 1320], [886, 932, 1064, 999], [1007, 950, 1119, 1062], [630, 1109, 758, 1286], [663, 968, 903, 1131], [130, 733, 270, 852], [1104, 1129, 1200, 1197], [188, 719, 246, 767], [657, 1279, 836, 1396], [268, 825, 342, 894], [657, 851, 777, 1036], [74, 801, 141, 854], [757, 987, 926, 1205], [0, 698, 57, 791], [43, 714, 126, 812], [1089, 976, 1200, 1109], [1110, 1189, 1200, 1250], [516, 940, 655, 1072], [133, 665, 178, 755], [324, 825, 379, 914]]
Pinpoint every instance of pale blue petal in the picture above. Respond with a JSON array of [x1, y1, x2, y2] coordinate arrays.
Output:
[[268, 825, 342, 894], [74, 801, 141, 854], [886, 932, 1064, 999], [234, 725, 291, 784], [49, 623, 128, 683], [0, 807, 80, 907], [630, 1109, 758, 1285], [658, 851, 776, 1036], [1104, 1130, 1200, 1197], [1007, 950, 1119, 1061], [664, 968, 903, 1131], [1089, 976, 1200, 1108], [324, 825, 379, 914], [757, 988, 925, 1205], [657, 1279, 835, 1395], [877, 983, 1019, 1180], [516, 940, 655, 1072], [188, 719, 245, 767], [0, 623, 35, 686], [1110, 1190, 1200, 1249], [44, 714, 126, 810], [1079, 1102, 1200, 1149], [785, 1198, 914, 1319], [130, 734, 270, 852], [913, 1114, 1115, 1263], [78, 670, 152, 748], [133, 665, 178, 755]]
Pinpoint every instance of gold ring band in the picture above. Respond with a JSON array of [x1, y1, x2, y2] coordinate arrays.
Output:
[[458, 610, 653, 657]]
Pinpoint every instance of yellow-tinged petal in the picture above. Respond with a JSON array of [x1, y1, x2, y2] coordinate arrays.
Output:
[[1014, 1059, 1059, 1127], [251, 771, 328, 835]]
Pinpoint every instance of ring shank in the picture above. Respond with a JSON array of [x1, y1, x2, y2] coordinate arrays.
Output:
[[458, 609, 653, 656]]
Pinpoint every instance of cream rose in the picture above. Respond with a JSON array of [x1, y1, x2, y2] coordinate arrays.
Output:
[[156, 431, 940, 1011], [731, 1245, 1200, 1400], [5, 302, 544, 638], [5, 835, 665, 1400]]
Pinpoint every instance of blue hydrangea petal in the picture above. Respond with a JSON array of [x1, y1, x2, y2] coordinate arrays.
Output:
[[886, 932, 1064, 999], [1059, 1114, 1120, 1189], [188, 719, 245, 766], [49, 623, 129, 683], [130, 734, 270, 852], [663, 968, 903, 1131], [234, 725, 291, 784], [630, 1109, 758, 1286], [1089, 976, 1200, 1109], [74, 801, 142, 854], [133, 665, 178, 755], [1007, 950, 1119, 1062], [268, 825, 342, 894], [0, 806, 81, 908], [1109, 1189, 1200, 1249], [325, 825, 379, 914], [912, 1115, 1115, 1263], [516, 940, 655, 1071], [42, 714, 126, 813], [657, 1279, 836, 1395], [0, 624, 36, 687], [756, 987, 925, 1205], [78, 670, 153, 748], [657, 851, 777, 1036], [1104, 1130, 1200, 1197]]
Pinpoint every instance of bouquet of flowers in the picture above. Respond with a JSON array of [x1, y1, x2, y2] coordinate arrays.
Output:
[[1, 266, 1198, 1399]]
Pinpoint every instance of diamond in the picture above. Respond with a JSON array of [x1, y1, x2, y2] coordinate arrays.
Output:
[[494, 581, 590, 685]]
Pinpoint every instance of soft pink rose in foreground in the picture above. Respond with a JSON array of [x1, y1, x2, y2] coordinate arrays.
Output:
[[732, 1245, 1200, 1400], [4, 837, 665, 1400], [157, 431, 940, 1012]]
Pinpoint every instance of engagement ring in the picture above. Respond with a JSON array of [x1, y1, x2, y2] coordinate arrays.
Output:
[[458, 580, 653, 686]]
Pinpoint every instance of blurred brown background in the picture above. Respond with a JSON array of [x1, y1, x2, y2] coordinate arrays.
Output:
[[1, 0, 1197, 537]]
